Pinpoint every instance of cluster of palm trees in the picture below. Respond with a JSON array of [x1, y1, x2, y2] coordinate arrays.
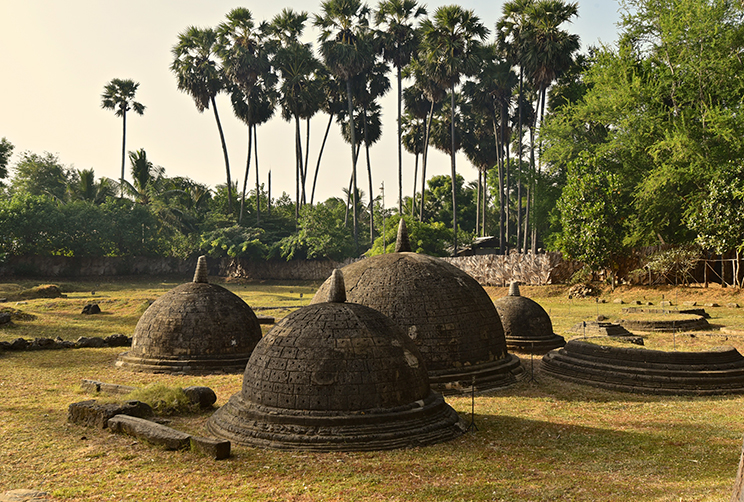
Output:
[[166, 0, 579, 256]]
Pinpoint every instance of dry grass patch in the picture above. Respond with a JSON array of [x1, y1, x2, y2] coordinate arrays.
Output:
[[1, 280, 744, 500]]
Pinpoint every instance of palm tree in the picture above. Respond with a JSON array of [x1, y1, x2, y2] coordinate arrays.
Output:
[[126, 149, 164, 205], [521, 0, 579, 251], [421, 5, 488, 255], [69, 169, 116, 204], [463, 44, 517, 249], [404, 58, 446, 222], [400, 109, 425, 218], [171, 26, 234, 214], [218, 8, 275, 224], [309, 70, 346, 206], [374, 0, 426, 214], [101, 78, 145, 197], [497, 0, 534, 251], [315, 0, 376, 253]]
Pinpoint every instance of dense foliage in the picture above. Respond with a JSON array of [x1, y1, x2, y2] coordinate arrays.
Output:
[[4, 0, 744, 273]]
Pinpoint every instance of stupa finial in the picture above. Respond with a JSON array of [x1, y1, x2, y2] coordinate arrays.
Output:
[[395, 218, 412, 253], [193, 255, 209, 283], [508, 280, 520, 296], [327, 269, 347, 303]]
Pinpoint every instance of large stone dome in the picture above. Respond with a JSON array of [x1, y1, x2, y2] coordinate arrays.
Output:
[[310, 220, 524, 394], [494, 282, 565, 353], [116, 256, 262, 374], [207, 270, 465, 451]]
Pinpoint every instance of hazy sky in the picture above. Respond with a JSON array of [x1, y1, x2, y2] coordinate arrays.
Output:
[[0, 1, 621, 207]]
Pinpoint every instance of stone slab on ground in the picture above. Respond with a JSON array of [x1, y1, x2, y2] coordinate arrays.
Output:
[[68, 400, 153, 429], [81, 379, 136, 395], [182, 386, 217, 408], [190, 436, 231, 460], [107, 415, 191, 450], [0, 490, 49, 501]]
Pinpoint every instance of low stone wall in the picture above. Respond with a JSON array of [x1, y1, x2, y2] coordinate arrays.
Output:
[[0, 256, 199, 278], [221, 257, 360, 281], [442, 252, 581, 286]]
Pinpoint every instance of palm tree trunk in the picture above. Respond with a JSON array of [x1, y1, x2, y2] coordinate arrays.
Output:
[[295, 116, 301, 222], [254, 124, 260, 225], [120, 110, 127, 198], [420, 102, 435, 222], [450, 85, 458, 257], [516, 68, 523, 252], [363, 105, 374, 246], [346, 79, 359, 253], [303, 117, 310, 205], [211, 95, 233, 214], [239, 124, 253, 225], [310, 113, 334, 206], [397, 65, 403, 215], [411, 151, 419, 218], [492, 110, 504, 252], [476, 169, 481, 236]]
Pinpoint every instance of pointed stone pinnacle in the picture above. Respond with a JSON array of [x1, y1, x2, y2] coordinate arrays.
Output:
[[395, 218, 412, 253], [327, 269, 347, 303], [193, 256, 209, 283], [508, 281, 521, 297]]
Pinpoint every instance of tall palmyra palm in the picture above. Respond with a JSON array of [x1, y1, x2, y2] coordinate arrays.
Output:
[[521, 0, 579, 251], [171, 26, 234, 214], [374, 0, 426, 214], [101, 78, 145, 197], [315, 0, 375, 253], [421, 5, 488, 255], [217, 7, 274, 223]]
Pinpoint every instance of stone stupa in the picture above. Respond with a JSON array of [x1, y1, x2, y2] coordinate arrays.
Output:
[[207, 269, 466, 451], [494, 281, 565, 353], [310, 219, 524, 393], [116, 256, 262, 374]]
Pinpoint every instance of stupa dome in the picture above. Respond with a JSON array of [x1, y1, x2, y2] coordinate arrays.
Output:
[[207, 270, 465, 451], [310, 220, 524, 393], [494, 281, 565, 353], [116, 256, 262, 374]]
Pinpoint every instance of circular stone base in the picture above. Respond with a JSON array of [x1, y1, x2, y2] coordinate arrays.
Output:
[[505, 334, 566, 354], [116, 351, 251, 374], [429, 353, 527, 394], [207, 390, 466, 451], [541, 339, 744, 395], [619, 315, 710, 332]]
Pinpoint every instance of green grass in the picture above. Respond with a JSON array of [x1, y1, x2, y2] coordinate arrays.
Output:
[[2, 279, 744, 500]]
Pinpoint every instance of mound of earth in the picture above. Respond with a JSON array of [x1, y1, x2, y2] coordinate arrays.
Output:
[[17, 284, 65, 300]]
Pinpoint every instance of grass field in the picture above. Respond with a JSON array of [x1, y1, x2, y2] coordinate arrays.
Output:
[[2, 277, 744, 501]]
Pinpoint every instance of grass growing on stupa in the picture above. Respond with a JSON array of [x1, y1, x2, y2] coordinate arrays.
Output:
[[1, 279, 744, 501]]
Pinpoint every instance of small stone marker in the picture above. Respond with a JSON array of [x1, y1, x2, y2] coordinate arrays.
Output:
[[81, 379, 136, 395], [613, 298, 624, 304], [0, 312, 10, 325], [659, 300, 672, 307], [683, 301, 697, 307], [81, 303, 101, 315], [728, 303, 740, 309], [190, 436, 231, 460]]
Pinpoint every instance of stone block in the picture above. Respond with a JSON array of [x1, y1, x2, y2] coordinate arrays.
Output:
[[68, 400, 153, 429], [727, 303, 740, 309], [75, 337, 106, 348], [659, 301, 672, 307], [107, 415, 190, 450], [81, 303, 101, 315], [190, 435, 231, 460], [612, 298, 624, 304], [682, 301, 697, 307], [0, 312, 10, 325], [182, 386, 217, 408]]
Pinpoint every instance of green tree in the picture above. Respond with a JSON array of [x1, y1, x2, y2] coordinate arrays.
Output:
[[280, 197, 356, 260], [367, 214, 453, 256], [374, 0, 427, 213], [68, 169, 116, 204], [101, 78, 145, 196], [0, 137, 13, 183], [420, 5, 488, 255], [554, 153, 627, 287], [171, 26, 234, 214], [10, 151, 71, 201]]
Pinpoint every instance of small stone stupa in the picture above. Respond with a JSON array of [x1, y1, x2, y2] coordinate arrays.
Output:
[[494, 281, 565, 353], [207, 269, 466, 451], [116, 256, 262, 374], [310, 219, 524, 394]]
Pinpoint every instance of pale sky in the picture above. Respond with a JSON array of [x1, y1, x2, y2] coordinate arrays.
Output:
[[0, 1, 621, 208]]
